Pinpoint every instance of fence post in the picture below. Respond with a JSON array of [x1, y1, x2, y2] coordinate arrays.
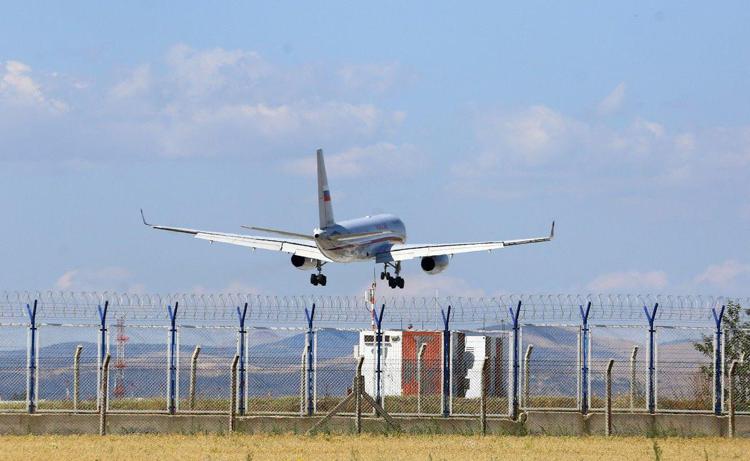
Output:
[[355, 356, 364, 434], [96, 301, 109, 411], [167, 302, 179, 415], [304, 304, 316, 416], [644, 303, 658, 414], [480, 355, 489, 435], [509, 301, 522, 420], [229, 354, 239, 433], [73, 345, 83, 412], [300, 345, 308, 416], [99, 353, 110, 436], [374, 304, 386, 407], [629, 346, 638, 412], [712, 305, 725, 416], [728, 360, 738, 438], [189, 345, 200, 411], [579, 302, 592, 415], [523, 345, 533, 408], [605, 359, 614, 436], [417, 343, 427, 416], [25, 300, 38, 414], [236, 303, 248, 415], [440, 305, 452, 417]]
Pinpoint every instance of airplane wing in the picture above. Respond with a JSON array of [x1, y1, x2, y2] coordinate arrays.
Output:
[[141, 210, 332, 262], [378, 221, 554, 262]]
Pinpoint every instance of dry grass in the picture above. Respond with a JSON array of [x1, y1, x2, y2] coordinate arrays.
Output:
[[0, 434, 748, 460]]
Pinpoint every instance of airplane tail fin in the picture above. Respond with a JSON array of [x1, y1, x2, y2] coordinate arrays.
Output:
[[317, 149, 335, 228]]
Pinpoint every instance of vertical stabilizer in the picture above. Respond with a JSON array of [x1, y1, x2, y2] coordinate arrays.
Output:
[[317, 149, 335, 228]]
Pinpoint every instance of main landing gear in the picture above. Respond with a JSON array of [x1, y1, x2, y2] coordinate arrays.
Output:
[[380, 262, 405, 289], [310, 261, 327, 286]]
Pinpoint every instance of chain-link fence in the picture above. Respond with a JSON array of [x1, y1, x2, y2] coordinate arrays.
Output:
[[0, 292, 748, 418]]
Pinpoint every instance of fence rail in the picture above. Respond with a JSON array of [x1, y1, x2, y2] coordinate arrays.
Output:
[[0, 292, 748, 419]]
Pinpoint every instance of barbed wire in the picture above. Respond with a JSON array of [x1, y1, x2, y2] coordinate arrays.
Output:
[[0, 291, 747, 328]]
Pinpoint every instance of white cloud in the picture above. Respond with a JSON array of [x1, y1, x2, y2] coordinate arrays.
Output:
[[337, 62, 411, 94], [586, 270, 668, 292], [597, 82, 626, 115], [110, 65, 151, 99], [0, 60, 67, 112], [54, 267, 145, 292], [284, 142, 424, 177], [694, 260, 750, 287]]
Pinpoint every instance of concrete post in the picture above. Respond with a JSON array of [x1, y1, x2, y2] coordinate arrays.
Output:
[[73, 345, 83, 412], [229, 354, 239, 433], [99, 353, 110, 436], [300, 345, 308, 416], [189, 345, 200, 411], [728, 360, 738, 438], [480, 355, 489, 435], [605, 359, 614, 436], [629, 346, 638, 412], [523, 345, 533, 408], [417, 343, 427, 415]]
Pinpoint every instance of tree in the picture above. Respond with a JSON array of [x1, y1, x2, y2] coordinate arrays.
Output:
[[694, 300, 750, 408]]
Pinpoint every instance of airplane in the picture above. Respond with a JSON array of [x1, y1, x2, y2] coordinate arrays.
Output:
[[141, 149, 554, 288]]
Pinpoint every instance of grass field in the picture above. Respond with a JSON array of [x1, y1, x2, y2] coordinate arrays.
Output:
[[0, 434, 748, 460]]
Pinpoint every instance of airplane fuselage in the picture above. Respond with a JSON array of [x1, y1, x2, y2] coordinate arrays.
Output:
[[314, 213, 406, 263]]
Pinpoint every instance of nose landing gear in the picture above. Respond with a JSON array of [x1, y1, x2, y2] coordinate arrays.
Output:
[[310, 261, 327, 286], [380, 262, 405, 289]]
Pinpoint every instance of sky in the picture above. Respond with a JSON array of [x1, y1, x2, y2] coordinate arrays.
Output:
[[0, 1, 748, 299]]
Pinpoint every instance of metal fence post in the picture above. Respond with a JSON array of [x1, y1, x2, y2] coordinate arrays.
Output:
[[96, 301, 109, 411], [355, 356, 364, 434], [440, 305, 452, 417], [480, 355, 489, 435], [25, 300, 38, 414], [417, 343, 427, 415], [728, 360, 738, 438], [374, 304, 385, 407], [236, 302, 248, 415], [229, 354, 239, 433], [304, 304, 316, 416], [644, 303, 658, 414], [73, 345, 83, 412], [629, 346, 638, 412], [523, 345, 533, 408], [509, 301, 522, 420], [189, 345, 200, 411], [99, 353, 110, 436], [712, 305, 725, 416], [605, 359, 614, 436], [167, 302, 179, 415], [300, 345, 308, 416], [579, 302, 592, 415]]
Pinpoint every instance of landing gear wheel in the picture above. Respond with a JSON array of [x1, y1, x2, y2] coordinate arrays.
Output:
[[318, 274, 327, 286], [397, 277, 404, 289], [380, 271, 386, 280], [310, 274, 319, 286], [388, 277, 397, 289]]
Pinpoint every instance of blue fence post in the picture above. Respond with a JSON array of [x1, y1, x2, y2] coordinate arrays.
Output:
[[509, 301, 522, 420], [304, 303, 316, 416], [644, 303, 658, 414], [167, 302, 179, 415], [579, 301, 592, 415], [712, 305, 725, 416], [236, 302, 248, 415], [25, 300, 38, 414], [374, 304, 385, 406], [97, 301, 109, 410], [440, 305, 452, 417]]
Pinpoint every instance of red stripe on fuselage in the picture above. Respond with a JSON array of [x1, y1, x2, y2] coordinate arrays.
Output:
[[325, 235, 404, 251]]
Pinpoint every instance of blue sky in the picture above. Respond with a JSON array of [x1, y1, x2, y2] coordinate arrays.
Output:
[[0, 1, 748, 298]]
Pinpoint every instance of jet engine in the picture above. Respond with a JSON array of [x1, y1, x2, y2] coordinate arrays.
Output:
[[420, 255, 450, 274], [291, 255, 318, 270]]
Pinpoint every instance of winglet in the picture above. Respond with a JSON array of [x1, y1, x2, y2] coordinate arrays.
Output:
[[550, 220, 555, 239], [140, 209, 151, 226]]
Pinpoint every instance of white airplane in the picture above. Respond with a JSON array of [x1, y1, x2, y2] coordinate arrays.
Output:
[[142, 149, 554, 288]]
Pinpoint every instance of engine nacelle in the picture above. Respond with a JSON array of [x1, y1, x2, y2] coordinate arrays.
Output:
[[291, 255, 318, 270], [420, 255, 450, 275]]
